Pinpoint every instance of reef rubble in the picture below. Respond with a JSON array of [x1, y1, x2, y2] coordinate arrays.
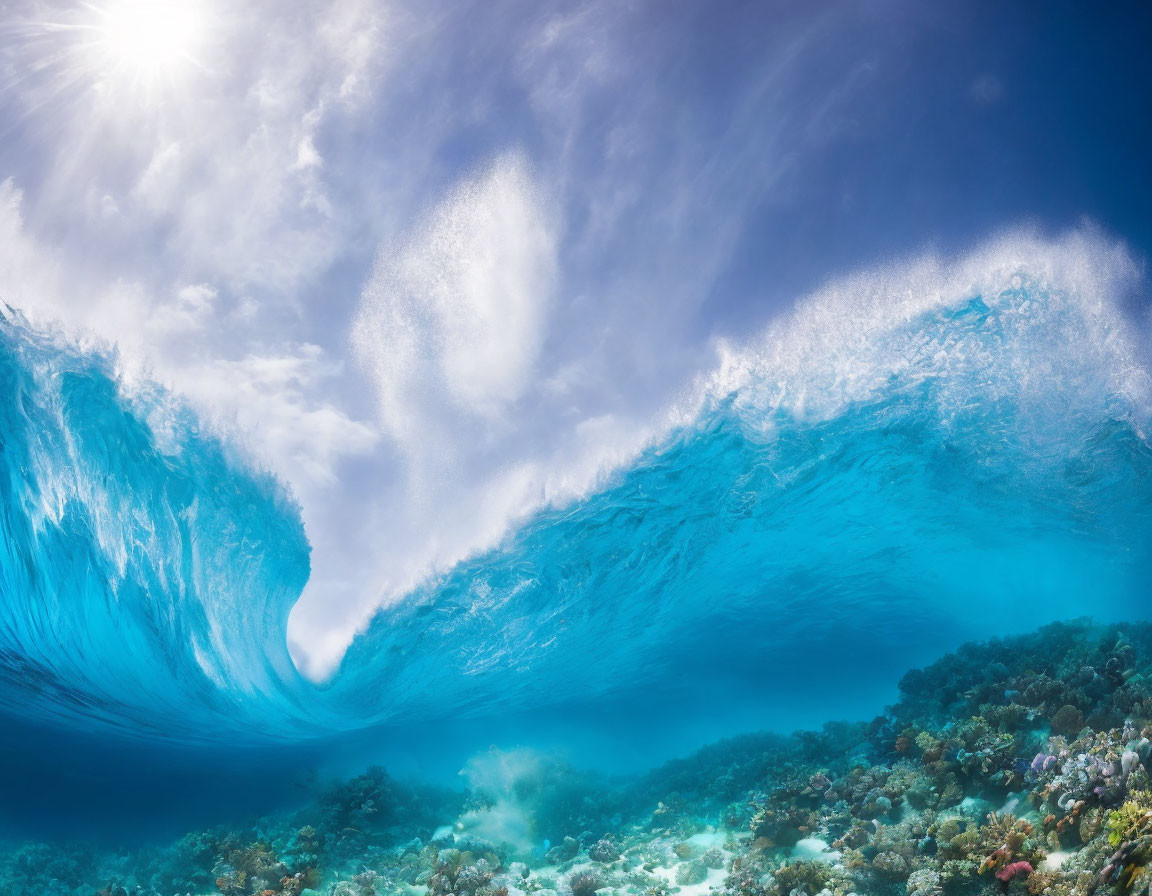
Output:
[[6, 620, 1152, 896]]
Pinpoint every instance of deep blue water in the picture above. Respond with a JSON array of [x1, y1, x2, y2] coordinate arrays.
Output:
[[1, 233, 1150, 836]]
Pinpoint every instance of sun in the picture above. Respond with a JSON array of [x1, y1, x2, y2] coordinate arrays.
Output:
[[8, 0, 216, 122], [90, 0, 206, 80]]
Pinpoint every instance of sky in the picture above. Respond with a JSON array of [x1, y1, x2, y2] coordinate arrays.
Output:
[[0, 0, 1150, 680]]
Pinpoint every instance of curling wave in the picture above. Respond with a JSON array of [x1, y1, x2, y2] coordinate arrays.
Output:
[[328, 230, 1152, 725], [0, 308, 317, 741], [1, 230, 1151, 750]]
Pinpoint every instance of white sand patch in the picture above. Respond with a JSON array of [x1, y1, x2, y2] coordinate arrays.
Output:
[[648, 865, 727, 896], [686, 830, 728, 850], [790, 837, 840, 863], [1043, 851, 1072, 871]]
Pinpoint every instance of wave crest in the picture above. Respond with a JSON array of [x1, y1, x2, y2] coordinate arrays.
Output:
[[1, 229, 1149, 747], [0, 307, 313, 740]]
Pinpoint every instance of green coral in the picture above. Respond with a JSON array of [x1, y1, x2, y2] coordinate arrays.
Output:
[[769, 860, 831, 896], [1107, 791, 1152, 847]]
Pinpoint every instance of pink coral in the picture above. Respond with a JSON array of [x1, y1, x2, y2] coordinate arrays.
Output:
[[995, 861, 1033, 882]]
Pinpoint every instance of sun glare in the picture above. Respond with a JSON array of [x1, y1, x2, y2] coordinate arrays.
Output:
[[91, 1, 205, 79]]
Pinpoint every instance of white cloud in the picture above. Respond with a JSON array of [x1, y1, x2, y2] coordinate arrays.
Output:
[[176, 283, 217, 312], [0, 180, 62, 313], [177, 347, 380, 489], [5, 0, 388, 298], [0, 176, 376, 496]]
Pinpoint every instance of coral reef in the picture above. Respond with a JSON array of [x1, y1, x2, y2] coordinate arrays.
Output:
[[10, 621, 1152, 896]]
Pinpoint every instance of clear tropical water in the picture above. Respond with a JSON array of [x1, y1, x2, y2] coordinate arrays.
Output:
[[3, 0, 1152, 889], [1, 233, 1150, 848]]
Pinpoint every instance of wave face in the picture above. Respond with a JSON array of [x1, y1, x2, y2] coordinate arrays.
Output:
[[328, 234, 1152, 729], [0, 309, 314, 742], [1, 233, 1151, 771]]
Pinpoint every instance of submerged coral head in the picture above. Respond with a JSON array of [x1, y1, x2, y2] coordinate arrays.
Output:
[[995, 861, 1033, 882]]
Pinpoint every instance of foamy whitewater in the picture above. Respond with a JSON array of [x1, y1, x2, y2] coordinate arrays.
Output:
[[1, 232, 1151, 828]]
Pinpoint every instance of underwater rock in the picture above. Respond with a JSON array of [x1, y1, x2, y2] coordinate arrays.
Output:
[[567, 870, 601, 896], [546, 837, 580, 864], [904, 868, 942, 896], [674, 859, 708, 885], [872, 850, 909, 877], [588, 838, 620, 863], [700, 848, 727, 870]]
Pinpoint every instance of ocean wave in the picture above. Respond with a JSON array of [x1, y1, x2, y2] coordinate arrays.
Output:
[[0, 229, 1149, 747], [328, 230, 1152, 724], [0, 306, 315, 741]]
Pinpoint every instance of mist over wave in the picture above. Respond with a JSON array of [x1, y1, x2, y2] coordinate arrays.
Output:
[[0, 230, 1149, 781]]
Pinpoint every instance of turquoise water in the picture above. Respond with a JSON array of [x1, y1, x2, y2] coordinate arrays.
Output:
[[1, 238, 1151, 853]]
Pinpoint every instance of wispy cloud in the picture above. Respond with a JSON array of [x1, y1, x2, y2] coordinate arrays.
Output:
[[176, 348, 381, 489], [0, 175, 377, 499]]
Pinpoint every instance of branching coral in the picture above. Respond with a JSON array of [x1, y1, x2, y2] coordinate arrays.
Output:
[[1107, 792, 1152, 847]]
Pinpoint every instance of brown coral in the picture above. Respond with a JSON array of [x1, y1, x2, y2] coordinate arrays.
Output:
[[1050, 705, 1085, 737]]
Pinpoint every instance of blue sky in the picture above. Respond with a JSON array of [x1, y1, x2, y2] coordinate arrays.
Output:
[[0, 0, 1149, 678]]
